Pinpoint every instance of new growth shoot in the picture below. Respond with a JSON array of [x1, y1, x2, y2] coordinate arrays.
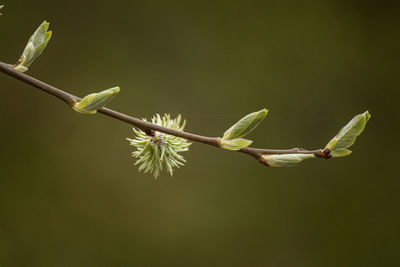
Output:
[[0, 11, 371, 178]]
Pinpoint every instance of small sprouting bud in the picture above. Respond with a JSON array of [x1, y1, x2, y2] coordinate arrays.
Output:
[[223, 109, 268, 140], [325, 111, 370, 157], [127, 114, 192, 178], [220, 138, 253, 151], [261, 153, 315, 167], [13, 21, 52, 72], [73, 87, 120, 114], [0, 5, 4, 15]]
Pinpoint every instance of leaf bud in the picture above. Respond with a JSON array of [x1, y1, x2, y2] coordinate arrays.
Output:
[[73, 87, 120, 114], [261, 153, 315, 167], [14, 21, 52, 72]]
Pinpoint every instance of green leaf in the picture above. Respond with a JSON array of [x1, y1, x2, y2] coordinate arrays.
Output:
[[325, 137, 338, 150], [223, 109, 268, 140], [14, 21, 53, 72], [326, 111, 370, 150], [73, 87, 120, 114], [220, 138, 253, 151], [330, 148, 352, 158], [32, 30, 52, 61], [29, 21, 49, 47], [261, 153, 315, 167], [22, 42, 35, 64]]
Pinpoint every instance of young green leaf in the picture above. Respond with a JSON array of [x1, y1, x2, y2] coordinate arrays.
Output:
[[325, 111, 370, 151], [324, 137, 338, 151], [261, 153, 315, 167], [330, 148, 352, 158], [73, 87, 120, 114], [13, 21, 52, 72], [223, 109, 268, 140], [220, 138, 253, 151]]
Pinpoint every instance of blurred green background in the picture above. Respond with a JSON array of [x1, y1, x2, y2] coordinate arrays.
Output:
[[0, 0, 399, 266]]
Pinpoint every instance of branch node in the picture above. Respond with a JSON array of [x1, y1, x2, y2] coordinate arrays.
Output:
[[259, 156, 270, 166], [318, 148, 332, 159], [144, 128, 155, 137], [216, 137, 221, 147]]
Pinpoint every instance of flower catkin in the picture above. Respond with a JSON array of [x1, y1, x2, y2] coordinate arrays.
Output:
[[127, 114, 191, 178]]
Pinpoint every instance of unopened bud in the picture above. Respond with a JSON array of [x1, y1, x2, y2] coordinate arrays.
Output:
[[73, 87, 120, 114], [261, 153, 315, 167], [220, 138, 253, 151]]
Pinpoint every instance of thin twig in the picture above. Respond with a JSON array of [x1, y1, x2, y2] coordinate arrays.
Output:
[[0, 62, 329, 165]]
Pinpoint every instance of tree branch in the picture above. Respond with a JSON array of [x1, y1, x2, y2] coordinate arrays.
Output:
[[0, 61, 329, 165]]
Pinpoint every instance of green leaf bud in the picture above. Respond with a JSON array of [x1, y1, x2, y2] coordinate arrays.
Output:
[[14, 21, 52, 72], [223, 109, 268, 140], [220, 138, 253, 151], [325, 111, 370, 151], [330, 148, 352, 158], [261, 153, 315, 167], [73, 87, 120, 114]]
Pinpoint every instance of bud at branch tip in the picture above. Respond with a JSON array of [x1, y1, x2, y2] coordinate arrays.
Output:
[[325, 111, 370, 158], [14, 21, 52, 73]]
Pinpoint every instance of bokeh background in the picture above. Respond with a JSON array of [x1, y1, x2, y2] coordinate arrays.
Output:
[[0, 0, 399, 266]]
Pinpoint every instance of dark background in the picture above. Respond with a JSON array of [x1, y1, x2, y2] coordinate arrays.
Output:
[[0, 0, 399, 266]]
